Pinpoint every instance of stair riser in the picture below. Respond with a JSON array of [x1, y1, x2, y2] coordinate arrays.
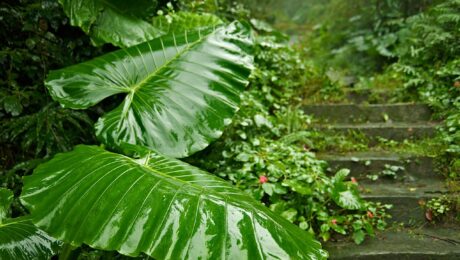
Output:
[[346, 90, 391, 104], [326, 227, 460, 260], [330, 253, 460, 260], [304, 104, 432, 123], [324, 157, 439, 182], [319, 126, 436, 141]]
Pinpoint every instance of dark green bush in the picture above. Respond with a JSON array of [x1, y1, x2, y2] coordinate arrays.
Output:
[[0, 0, 108, 196]]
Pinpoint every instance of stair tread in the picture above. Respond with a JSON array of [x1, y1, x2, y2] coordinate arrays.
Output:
[[317, 122, 438, 128], [305, 103, 427, 108], [360, 181, 447, 198], [304, 103, 433, 124], [315, 123, 438, 141], [318, 151, 429, 160], [319, 152, 438, 182], [325, 227, 460, 259]]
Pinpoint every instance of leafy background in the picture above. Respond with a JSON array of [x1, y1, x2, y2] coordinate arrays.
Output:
[[0, 0, 107, 201]]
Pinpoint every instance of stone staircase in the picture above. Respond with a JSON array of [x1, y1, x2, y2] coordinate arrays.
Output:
[[303, 99, 460, 259]]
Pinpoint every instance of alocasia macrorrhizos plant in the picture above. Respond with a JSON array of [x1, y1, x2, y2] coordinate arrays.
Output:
[[46, 21, 252, 158], [16, 10, 328, 260]]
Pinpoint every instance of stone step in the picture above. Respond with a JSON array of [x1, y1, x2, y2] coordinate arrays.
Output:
[[325, 226, 460, 259], [319, 152, 439, 182], [345, 88, 393, 104], [304, 103, 432, 123], [360, 181, 447, 223], [315, 122, 437, 141]]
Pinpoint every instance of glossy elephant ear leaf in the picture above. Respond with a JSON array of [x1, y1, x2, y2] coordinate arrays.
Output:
[[21, 145, 327, 259], [45, 22, 253, 158], [0, 218, 57, 260], [59, 0, 161, 47]]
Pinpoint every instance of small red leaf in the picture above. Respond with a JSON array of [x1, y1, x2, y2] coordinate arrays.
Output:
[[425, 209, 433, 221], [259, 175, 268, 184], [454, 81, 460, 88], [367, 211, 374, 218]]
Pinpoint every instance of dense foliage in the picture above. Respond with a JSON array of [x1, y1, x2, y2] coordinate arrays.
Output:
[[393, 0, 460, 178], [0, 0, 104, 177], [302, 0, 437, 76]]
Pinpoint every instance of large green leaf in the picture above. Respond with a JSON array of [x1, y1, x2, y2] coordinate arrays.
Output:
[[46, 22, 253, 158], [21, 145, 327, 259], [0, 189, 57, 259], [331, 170, 364, 210], [59, 0, 161, 47], [0, 218, 57, 260]]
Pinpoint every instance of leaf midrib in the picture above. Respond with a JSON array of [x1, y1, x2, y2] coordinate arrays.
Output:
[[121, 27, 218, 119], [117, 150, 249, 204], [129, 28, 214, 93], [0, 218, 30, 228]]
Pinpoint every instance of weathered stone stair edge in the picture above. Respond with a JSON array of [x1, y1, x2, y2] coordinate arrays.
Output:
[[360, 181, 447, 223], [304, 103, 430, 108], [303, 103, 433, 123], [325, 227, 460, 260], [318, 152, 440, 181], [314, 123, 437, 141], [318, 122, 438, 127]]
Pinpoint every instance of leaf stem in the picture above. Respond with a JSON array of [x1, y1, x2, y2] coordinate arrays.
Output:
[[59, 243, 75, 260]]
